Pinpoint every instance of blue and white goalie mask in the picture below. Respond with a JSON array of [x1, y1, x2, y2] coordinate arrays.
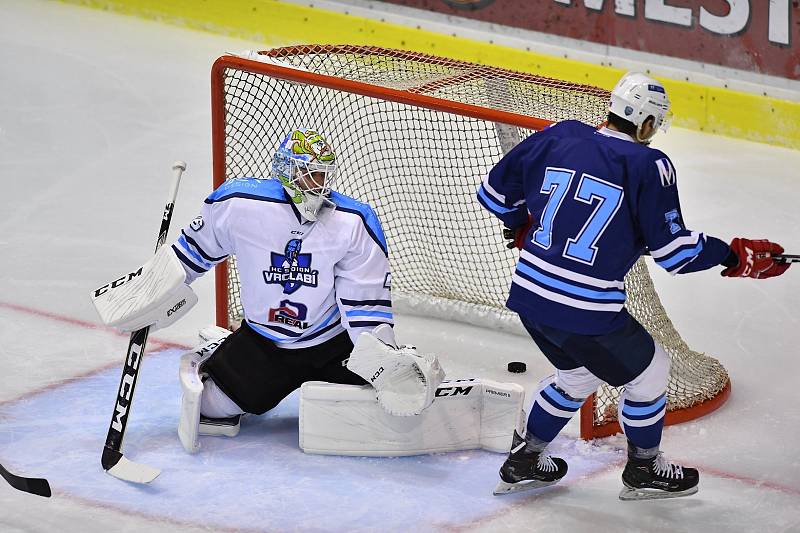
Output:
[[271, 129, 339, 221]]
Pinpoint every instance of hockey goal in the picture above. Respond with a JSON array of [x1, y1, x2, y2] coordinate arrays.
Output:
[[210, 45, 730, 440]]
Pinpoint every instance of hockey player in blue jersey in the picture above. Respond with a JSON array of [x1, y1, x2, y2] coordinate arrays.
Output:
[[478, 72, 790, 500]]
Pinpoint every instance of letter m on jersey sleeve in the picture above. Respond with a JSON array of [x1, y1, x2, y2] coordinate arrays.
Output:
[[655, 158, 676, 187]]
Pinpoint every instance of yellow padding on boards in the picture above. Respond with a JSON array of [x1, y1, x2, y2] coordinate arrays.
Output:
[[61, 0, 800, 150]]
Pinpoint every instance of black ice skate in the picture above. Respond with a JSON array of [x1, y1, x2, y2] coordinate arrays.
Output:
[[493, 430, 568, 495], [199, 414, 242, 438], [619, 452, 699, 501]]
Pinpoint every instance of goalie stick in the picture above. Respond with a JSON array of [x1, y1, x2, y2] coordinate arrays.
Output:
[[0, 463, 51, 498], [101, 161, 187, 484]]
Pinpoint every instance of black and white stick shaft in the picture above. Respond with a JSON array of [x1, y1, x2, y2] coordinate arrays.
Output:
[[155, 161, 187, 251], [775, 254, 800, 264], [0, 463, 51, 497], [101, 161, 186, 484]]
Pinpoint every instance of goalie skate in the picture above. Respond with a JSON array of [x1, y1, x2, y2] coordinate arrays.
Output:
[[493, 430, 567, 495], [199, 414, 242, 437], [619, 453, 699, 501]]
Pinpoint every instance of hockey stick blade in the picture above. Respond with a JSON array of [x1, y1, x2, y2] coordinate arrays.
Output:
[[775, 254, 800, 264], [0, 463, 51, 497], [102, 447, 160, 484]]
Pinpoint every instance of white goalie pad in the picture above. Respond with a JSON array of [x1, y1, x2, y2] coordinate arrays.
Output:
[[198, 324, 234, 344], [90, 245, 197, 332], [178, 327, 232, 453], [299, 378, 526, 456], [346, 325, 445, 416]]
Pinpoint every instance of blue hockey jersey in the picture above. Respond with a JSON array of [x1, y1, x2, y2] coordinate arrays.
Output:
[[478, 120, 730, 335]]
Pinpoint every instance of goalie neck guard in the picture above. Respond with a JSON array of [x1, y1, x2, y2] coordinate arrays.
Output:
[[271, 128, 338, 222]]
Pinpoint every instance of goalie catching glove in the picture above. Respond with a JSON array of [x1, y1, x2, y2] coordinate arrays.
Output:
[[90, 245, 197, 332], [346, 324, 445, 416]]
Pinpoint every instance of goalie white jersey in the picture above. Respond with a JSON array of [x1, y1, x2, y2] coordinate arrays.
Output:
[[173, 177, 393, 348]]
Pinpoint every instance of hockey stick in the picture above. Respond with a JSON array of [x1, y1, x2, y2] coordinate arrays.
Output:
[[0, 463, 51, 497], [101, 161, 187, 484], [775, 254, 800, 264]]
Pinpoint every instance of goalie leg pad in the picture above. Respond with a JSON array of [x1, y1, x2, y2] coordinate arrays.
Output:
[[299, 378, 525, 456], [178, 327, 238, 453], [178, 348, 207, 454]]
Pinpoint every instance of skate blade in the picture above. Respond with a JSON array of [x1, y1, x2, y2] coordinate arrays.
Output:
[[199, 422, 240, 437], [619, 484, 698, 501], [199, 414, 243, 437], [493, 478, 559, 496]]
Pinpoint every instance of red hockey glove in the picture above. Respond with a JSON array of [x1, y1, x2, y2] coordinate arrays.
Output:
[[503, 215, 534, 250], [721, 238, 791, 279]]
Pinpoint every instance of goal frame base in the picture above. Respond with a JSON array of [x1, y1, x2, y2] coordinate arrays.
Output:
[[580, 379, 732, 440]]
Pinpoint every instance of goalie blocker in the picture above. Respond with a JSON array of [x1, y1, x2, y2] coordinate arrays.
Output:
[[90, 245, 197, 332]]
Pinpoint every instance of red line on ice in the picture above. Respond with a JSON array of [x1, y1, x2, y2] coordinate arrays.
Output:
[[2, 299, 798, 529], [0, 300, 189, 406]]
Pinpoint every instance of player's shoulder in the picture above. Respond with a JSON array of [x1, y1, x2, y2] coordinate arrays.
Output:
[[640, 148, 677, 187], [512, 120, 596, 156], [595, 130, 671, 162], [638, 146, 673, 167], [330, 192, 388, 253], [611, 142, 676, 188], [588, 130, 677, 186], [206, 177, 287, 204], [541, 119, 597, 138], [331, 191, 380, 220]]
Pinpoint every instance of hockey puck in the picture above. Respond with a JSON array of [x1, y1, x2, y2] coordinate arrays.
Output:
[[507, 361, 527, 373]]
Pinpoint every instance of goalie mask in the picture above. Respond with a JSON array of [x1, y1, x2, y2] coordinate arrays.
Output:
[[608, 72, 672, 144], [272, 128, 338, 221]]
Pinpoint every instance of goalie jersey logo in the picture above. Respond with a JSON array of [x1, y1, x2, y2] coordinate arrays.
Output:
[[268, 299, 310, 329], [263, 239, 319, 294]]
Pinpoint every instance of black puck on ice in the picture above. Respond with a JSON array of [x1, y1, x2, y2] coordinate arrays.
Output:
[[507, 361, 527, 373]]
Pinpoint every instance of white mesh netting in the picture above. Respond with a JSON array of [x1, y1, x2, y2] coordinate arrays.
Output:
[[213, 45, 729, 435]]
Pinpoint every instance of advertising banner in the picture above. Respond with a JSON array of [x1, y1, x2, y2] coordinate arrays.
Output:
[[379, 1, 798, 80]]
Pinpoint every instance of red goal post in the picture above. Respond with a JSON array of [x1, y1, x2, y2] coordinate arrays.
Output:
[[210, 45, 730, 440]]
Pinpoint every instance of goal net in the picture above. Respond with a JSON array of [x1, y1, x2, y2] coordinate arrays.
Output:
[[211, 45, 730, 439]]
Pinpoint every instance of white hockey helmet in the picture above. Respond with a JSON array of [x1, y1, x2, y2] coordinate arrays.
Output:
[[271, 128, 338, 221], [608, 72, 672, 143]]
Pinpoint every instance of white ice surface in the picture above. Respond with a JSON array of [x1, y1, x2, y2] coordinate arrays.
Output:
[[0, 1, 799, 532]]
